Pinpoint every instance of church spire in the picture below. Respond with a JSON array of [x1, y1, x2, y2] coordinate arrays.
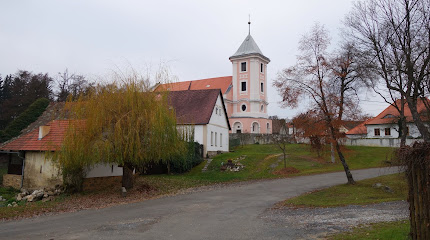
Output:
[[248, 15, 251, 35]]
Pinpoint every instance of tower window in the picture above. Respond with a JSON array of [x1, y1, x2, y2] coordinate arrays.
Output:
[[241, 104, 247, 112], [260, 105, 264, 112], [241, 81, 247, 92], [260, 63, 264, 73], [241, 62, 247, 72], [261, 82, 264, 93]]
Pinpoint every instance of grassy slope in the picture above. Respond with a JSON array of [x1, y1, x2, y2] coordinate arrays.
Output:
[[283, 173, 407, 207], [134, 144, 394, 193]]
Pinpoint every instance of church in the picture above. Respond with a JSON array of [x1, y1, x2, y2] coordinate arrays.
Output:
[[154, 27, 272, 134]]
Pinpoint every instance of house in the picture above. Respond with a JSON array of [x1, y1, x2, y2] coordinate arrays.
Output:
[[0, 120, 123, 190], [169, 89, 231, 157], [155, 29, 272, 134], [347, 99, 429, 140]]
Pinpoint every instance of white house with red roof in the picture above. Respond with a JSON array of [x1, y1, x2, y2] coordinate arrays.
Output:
[[155, 29, 272, 134], [0, 120, 123, 189], [169, 89, 231, 156], [345, 99, 429, 146], [0, 90, 231, 189]]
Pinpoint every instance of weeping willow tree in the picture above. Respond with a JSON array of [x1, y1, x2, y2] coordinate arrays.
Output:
[[55, 74, 185, 191]]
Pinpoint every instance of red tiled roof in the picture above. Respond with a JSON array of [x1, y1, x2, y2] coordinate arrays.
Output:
[[346, 98, 430, 135], [366, 98, 430, 125], [155, 76, 232, 94], [0, 120, 75, 151], [168, 89, 230, 129], [346, 119, 371, 135]]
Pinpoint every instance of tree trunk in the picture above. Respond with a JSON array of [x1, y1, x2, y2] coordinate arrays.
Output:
[[122, 162, 134, 190], [334, 140, 355, 184], [330, 142, 335, 163], [327, 120, 355, 184], [283, 151, 287, 169], [407, 98, 430, 142], [399, 117, 407, 147]]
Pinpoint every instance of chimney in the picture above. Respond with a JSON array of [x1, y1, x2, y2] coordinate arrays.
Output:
[[38, 126, 50, 140]]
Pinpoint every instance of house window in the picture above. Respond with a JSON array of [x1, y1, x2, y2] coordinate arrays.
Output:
[[260, 63, 264, 73], [215, 107, 218, 115], [241, 104, 247, 112], [241, 81, 247, 92], [374, 128, 380, 136], [241, 62, 247, 72], [261, 82, 264, 93], [385, 128, 391, 136], [211, 131, 213, 146], [220, 133, 223, 147], [215, 132, 217, 147]]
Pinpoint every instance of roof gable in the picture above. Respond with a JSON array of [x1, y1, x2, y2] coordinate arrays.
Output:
[[168, 89, 229, 127], [366, 98, 430, 125]]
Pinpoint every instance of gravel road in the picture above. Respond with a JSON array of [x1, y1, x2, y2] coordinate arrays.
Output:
[[0, 167, 404, 240]]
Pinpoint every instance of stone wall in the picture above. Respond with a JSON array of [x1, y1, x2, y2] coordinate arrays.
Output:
[[3, 174, 21, 189], [82, 176, 122, 192], [229, 133, 282, 146], [343, 138, 420, 147]]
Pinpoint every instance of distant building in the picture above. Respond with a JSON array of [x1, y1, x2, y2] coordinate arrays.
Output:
[[346, 99, 430, 146], [155, 29, 272, 134]]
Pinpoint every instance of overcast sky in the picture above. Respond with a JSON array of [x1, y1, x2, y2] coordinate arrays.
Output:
[[0, 0, 388, 119]]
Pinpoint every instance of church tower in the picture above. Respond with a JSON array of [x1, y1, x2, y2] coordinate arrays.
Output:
[[228, 23, 272, 134]]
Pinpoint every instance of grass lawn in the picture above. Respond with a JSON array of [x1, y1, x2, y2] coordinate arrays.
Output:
[[327, 220, 410, 240], [0, 143, 396, 220], [282, 173, 407, 207]]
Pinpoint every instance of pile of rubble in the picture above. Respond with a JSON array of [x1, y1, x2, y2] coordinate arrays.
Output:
[[15, 186, 63, 203], [221, 155, 246, 172]]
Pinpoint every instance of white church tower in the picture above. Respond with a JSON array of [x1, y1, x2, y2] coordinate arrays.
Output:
[[228, 21, 272, 134]]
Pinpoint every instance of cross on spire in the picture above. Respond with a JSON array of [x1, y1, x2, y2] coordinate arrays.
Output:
[[248, 15, 251, 35]]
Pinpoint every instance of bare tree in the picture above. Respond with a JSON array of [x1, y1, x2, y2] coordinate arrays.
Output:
[[56, 69, 93, 102], [345, 0, 430, 142], [270, 117, 290, 168], [274, 23, 357, 184]]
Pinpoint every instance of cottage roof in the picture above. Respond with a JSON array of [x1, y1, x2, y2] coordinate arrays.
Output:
[[229, 34, 270, 62], [345, 119, 371, 135], [154, 76, 232, 95], [346, 98, 430, 135], [168, 89, 231, 130], [0, 120, 72, 151], [365, 98, 430, 125]]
